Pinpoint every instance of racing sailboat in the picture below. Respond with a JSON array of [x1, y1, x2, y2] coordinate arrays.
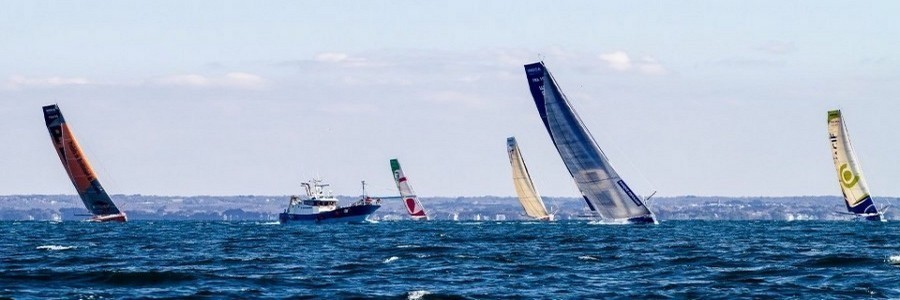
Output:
[[42, 104, 126, 222], [390, 159, 428, 220], [827, 110, 885, 222], [523, 62, 657, 224], [507, 137, 553, 221]]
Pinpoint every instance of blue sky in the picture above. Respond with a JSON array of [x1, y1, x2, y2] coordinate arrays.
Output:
[[2, 1, 899, 197]]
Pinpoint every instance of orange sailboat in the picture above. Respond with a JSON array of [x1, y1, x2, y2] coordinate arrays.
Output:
[[43, 104, 126, 222]]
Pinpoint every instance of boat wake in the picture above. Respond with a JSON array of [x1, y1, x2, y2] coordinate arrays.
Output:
[[36, 245, 76, 251], [889, 255, 900, 265], [588, 219, 631, 225], [407, 290, 430, 300], [256, 221, 280, 226]]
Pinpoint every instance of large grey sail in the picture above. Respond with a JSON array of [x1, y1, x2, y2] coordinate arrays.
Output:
[[524, 62, 655, 223]]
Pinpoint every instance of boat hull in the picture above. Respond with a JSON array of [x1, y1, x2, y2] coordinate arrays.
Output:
[[279, 205, 380, 224], [90, 213, 127, 223], [626, 215, 657, 224]]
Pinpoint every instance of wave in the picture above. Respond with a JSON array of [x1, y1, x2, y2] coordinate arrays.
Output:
[[578, 255, 600, 261], [384, 256, 400, 263], [407, 290, 429, 300], [889, 255, 900, 265], [36, 245, 76, 251], [587, 219, 631, 225]]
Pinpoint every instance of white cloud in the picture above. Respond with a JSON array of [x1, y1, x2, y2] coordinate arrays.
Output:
[[637, 56, 667, 75], [154, 72, 268, 90], [311, 52, 385, 68], [600, 51, 667, 75], [2, 75, 92, 90], [314, 52, 350, 63], [600, 51, 632, 71]]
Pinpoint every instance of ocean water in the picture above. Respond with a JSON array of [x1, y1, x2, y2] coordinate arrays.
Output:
[[1, 221, 899, 299]]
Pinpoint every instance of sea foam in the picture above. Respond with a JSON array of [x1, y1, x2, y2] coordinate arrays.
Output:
[[36, 245, 76, 251]]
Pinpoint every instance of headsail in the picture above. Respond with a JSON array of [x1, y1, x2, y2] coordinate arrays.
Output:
[[507, 137, 552, 220], [390, 159, 427, 220], [523, 62, 656, 223], [827, 110, 883, 221], [43, 104, 126, 222]]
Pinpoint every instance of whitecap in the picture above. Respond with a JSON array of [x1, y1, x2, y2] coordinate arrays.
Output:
[[36, 245, 76, 251], [407, 290, 430, 300], [384, 256, 399, 263], [578, 255, 599, 261], [889, 255, 900, 265], [588, 219, 631, 225], [257, 221, 280, 225], [396, 245, 418, 248]]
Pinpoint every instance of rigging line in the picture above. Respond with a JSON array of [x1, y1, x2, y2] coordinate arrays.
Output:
[[559, 69, 659, 197]]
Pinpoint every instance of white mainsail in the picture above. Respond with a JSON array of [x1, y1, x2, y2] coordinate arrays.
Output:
[[507, 137, 552, 220], [524, 62, 656, 223], [827, 110, 883, 221]]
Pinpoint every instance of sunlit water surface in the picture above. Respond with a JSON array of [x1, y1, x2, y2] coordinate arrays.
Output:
[[1, 221, 899, 299]]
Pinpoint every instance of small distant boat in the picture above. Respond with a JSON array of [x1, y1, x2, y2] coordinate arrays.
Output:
[[279, 179, 380, 224], [507, 137, 554, 221], [390, 159, 428, 220], [42, 104, 126, 222], [827, 110, 886, 222], [524, 62, 657, 224]]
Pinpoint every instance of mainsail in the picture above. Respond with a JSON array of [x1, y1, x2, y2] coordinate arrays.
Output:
[[523, 62, 656, 223], [390, 159, 427, 220], [507, 137, 552, 220], [43, 104, 126, 222], [827, 110, 883, 221]]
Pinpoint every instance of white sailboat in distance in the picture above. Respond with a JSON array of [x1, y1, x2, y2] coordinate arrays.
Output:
[[507, 137, 554, 221]]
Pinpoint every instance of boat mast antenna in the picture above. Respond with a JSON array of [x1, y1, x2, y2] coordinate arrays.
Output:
[[361, 180, 367, 197]]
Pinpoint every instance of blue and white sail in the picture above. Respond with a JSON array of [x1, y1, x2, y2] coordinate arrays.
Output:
[[524, 62, 656, 224], [827, 110, 884, 222]]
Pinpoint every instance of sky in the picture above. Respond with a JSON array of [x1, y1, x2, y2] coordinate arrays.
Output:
[[2, 1, 900, 197]]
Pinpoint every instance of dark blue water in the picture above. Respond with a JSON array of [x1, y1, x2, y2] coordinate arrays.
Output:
[[1, 221, 899, 299]]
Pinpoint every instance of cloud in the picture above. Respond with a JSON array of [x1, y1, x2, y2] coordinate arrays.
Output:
[[600, 51, 667, 75], [600, 51, 633, 71], [637, 56, 667, 75], [756, 41, 795, 55], [153, 72, 268, 90], [314, 52, 350, 63], [2, 75, 93, 90], [312, 52, 385, 68]]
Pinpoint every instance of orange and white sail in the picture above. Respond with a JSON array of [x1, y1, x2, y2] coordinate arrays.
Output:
[[43, 104, 126, 222]]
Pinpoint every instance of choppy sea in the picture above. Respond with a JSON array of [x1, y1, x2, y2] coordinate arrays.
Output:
[[1, 221, 898, 299]]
